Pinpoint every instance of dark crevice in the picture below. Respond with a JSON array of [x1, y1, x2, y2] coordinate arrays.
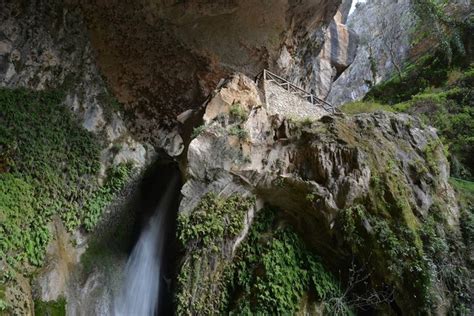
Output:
[[125, 154, 183, 315]]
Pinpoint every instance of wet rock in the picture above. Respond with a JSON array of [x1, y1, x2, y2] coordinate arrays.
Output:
[[33, 218, 80, 302]]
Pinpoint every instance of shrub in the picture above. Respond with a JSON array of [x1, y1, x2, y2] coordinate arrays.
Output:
[[228, 126, 248, 140], [229, 102, 248, 121]]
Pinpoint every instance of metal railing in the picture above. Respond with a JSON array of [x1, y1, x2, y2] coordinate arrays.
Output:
[[256, 69, 336, 113]]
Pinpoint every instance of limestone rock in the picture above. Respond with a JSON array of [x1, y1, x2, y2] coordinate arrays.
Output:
[[78, 0, 345, 144], [0, 1, 157, 170], [328, 0, 415, 105], [280, 1, 358, 100], [33, 218, 80, 302], [178, 73, 461, 313], [327, 0, 472, 105]]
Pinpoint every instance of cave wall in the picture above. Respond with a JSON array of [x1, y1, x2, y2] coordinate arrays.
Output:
[[78, 0, 346, 146]]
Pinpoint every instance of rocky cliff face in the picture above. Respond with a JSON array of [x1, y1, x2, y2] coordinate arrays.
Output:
[[328, 0, 416, 105], [1, 0, 471, 314], [328, 0, 472, 106], [176, 73, 469, 314], [284, 0, 359, 100], [79, 0, 355, 145], [0, 0, 156, 167], [1, 0, 356, 154], [0, 0, 356, 314]]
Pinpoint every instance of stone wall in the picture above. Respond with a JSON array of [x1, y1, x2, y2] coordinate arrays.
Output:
[[263, 80, 329, 120]]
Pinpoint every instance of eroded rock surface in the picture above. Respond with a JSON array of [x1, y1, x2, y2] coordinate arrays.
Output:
[[79, 0, 354, 143], [0, 0, 160, 166], [328, 0, 416, 105], [177, 73, 463, 314], [328, 0, 472, 105], [284, 0, 359, 100]]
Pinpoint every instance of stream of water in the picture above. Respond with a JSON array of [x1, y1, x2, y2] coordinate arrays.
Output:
[[114, 176, 178, 316]]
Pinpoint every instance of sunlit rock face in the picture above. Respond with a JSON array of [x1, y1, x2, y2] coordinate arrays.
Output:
[[79, 0, 345, 144], [327, 0, 471, 106], [327, 0, 416, 106], [283, 0, 359, 100]]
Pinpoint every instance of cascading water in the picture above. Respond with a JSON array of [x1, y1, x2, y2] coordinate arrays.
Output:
[[114, 176, 178, 316]]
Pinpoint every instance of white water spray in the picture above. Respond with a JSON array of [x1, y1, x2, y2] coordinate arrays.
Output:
[[114, 176, 178, 316]]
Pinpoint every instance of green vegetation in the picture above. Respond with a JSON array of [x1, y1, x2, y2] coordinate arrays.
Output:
[[365, 52, 461, 104], [228, 207, 345, 315], [330, 156, 473, 314], [175, 193, 254, 314], [229, 102, 248, 122], [397, 68, 472, 179], [337, 44, 473, 311], [228, 126, 248, 140], [0, 88, 97, 268], [176, 198, 349, 315], [82, 163, 133, 231], [177, 193, 253, 251], [287, 116, 315, 130], [0, 88, 132, 308], [451, 178, 474, 244], [412, 0, 467, 62], [343, 43, 473, 180], [34, 297, 66, 316], [191, 125, 206, 139], [336, 201, 431, 312], [0, 297, 8, 312]]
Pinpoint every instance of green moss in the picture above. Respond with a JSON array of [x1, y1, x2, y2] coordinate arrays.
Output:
[[0, 88, 132, 285], [351, 53, 473, 179], [423, 140, 443, 175], [336, 203, 431, 312], [228, 126, 248, 140], [227, 208, 345, 315], [34, 297, 66, 316], [175, 193, 254, 314], [450, 178, 474, 244]]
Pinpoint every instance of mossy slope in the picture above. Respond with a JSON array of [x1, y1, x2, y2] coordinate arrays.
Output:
[[0, 88, 132, 314]]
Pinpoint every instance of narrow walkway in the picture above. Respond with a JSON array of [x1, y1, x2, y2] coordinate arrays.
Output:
[[256, 69, 335, 113]]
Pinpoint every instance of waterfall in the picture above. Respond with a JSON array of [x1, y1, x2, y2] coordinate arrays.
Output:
[[114, 176, 178, 316]]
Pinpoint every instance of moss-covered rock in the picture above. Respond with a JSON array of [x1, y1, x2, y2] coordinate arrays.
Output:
[[0, 88, 134, 312], [176, 74, 471, 314], [175, 193, 254, 314]]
